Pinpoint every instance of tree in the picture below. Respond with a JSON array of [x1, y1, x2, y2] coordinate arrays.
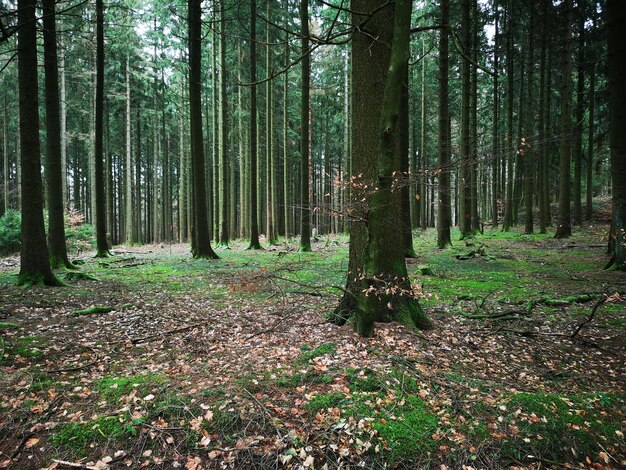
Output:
[[554, 0, 573, 239], [606, 0, 626, 270], [189, 0, 218, 258], [351, 0, 432, 336], [247, 0, 262, 250], [16, 0, 60, 286], [219, 0, 230, 247], [299, 0, 312, 252], [436, 0, 452, 248], [94, 0, 109, 257], [43, 0, 73, 269], [459, 0, 472, 239]]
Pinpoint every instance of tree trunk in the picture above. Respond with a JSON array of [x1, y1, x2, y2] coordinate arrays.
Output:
[[437, 0, 452, 247], [219, 0, 230, 246], [538, 0, 549, 233], [606, 0, 626, 270], [248, 0, 262, 249], [94, 0, 109, 257], [502, 0, 514, 232], [266, 0, 277, 245], [42, 0, 73, 269], [523, 2, 535, 235], [491, 0, 499, 228], [189, 0, 218, 258], [353, 0, 431, 337], [586, 17, 595, 221], [299, 0, 312, 252], [17, 0, 59, 286], [332, 0, 393, 324], [459, 0, 472, 239], [572, 13, 585, 226], [555, 0, 573, 239], [125, 56, 134, 245]]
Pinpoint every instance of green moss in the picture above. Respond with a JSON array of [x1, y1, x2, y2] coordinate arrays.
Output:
[[373, 395, 438, 461], [277, 369, 333, 388], [297, 342, 336, 363], [3, 336, 47, 361], [51, 415, 138, 454], [96, 373, 168, 403], [0, 322, 19, 330], [71, 305, 114, 316], [306, 392, 346, 412], [347, 369, 385, 393]]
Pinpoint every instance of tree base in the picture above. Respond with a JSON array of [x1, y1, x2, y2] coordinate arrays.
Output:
[[247, 241, 264, 250], [50, 255, 77, 270], [193, 249, 220, 260], [17, 272, 64, 288], [94, 249, 111, 258], [299, 244, 312, 253], [404, 248, 418, 258]]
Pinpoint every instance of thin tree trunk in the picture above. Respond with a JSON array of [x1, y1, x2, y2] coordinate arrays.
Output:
[[94, 0, 108, 257], [299, 0, 312, 251], [502, 0, 514, 231], [125, 56, 134, 245], [491, 0, 499, 228], [586, 22, 595, 221], [524, 2, 535, 235], [219, 0, 230, 246], [572, 13, 585, 226], [248, 0, 262, 249], [555, 0, 573, 239], [189, 0, 218, 258], [43, 0, 73, 269], [437, 0, 452, 247]]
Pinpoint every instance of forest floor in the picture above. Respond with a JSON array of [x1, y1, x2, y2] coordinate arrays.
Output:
[[0, 226, 625, 469]]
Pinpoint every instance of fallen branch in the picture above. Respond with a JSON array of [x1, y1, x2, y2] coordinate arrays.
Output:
[[51, 459, 100, 469], [571, 292, 608, 338], [45, 346, 100, 374]]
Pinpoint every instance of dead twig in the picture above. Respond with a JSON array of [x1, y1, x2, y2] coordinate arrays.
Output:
[[571, 292, 609, 339], [45, 346, 100, 374]]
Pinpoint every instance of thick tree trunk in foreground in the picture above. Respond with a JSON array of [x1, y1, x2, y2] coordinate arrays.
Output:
[[189, 0, 218, 258], [219, 0, 230, 247], [353, 0, 431, 337], [437, 0, 452, 248], [555, 0, 573, 239], [606, 0, 626, 270], [43, 0, 73, 269], [17, 0, 60, 286], [332, 0, 392, 324]]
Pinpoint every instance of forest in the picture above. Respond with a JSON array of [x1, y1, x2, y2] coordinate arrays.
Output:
[[0, 0, 625, 467]]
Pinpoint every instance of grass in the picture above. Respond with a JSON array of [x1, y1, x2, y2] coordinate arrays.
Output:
[[71, 305, 114, 316]]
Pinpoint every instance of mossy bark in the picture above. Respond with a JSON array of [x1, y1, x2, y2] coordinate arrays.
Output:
[[299, 0, 312, 253], [337, 0, 433, 337]]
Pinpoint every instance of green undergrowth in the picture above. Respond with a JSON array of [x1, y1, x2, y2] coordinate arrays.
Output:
[[306, 369, 438, 462], [96, 373, 169, 403], [298, 342, 336, 363], [51, 415, 139, 455], [0, 335, 47, 364], [461, 391, 626, 465]]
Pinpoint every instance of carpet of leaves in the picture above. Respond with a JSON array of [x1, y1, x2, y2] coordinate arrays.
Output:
[[0, 231, 625, 470]]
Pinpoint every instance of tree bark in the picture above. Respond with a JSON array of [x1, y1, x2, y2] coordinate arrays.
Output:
[[555, 0, 573, 239], [437, 0, 452, 247], [606, 0, 626, 270], [43, 0, 73, 269], [94, 0, 109, 257], [248, 0, 262, 249], [353, 0, 431, 337], [17, 0, 60, 286], [189, 0, 218, 258], [299, 0, 312, 252]]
